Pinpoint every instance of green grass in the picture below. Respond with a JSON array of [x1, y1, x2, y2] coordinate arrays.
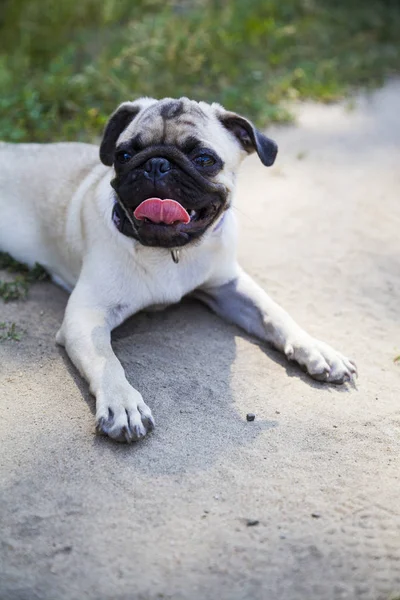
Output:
[[0, 277, 30, 302], [0, 252, 49, 302], [0, 0, 399, 142], [0, 322, 24, 341]]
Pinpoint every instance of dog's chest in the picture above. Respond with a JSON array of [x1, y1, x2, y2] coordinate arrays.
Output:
[[97, 214, 236, 319], [131, 248, 212, 309]]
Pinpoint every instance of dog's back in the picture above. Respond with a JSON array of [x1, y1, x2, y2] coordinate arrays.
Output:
[[0, 142, 105, 285]]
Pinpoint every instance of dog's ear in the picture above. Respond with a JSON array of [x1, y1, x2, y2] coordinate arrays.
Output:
[[218, 111, 278, 167], [100, 102, 142, 166]]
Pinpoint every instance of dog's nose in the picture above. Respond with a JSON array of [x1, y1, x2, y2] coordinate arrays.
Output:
[[144, 157, 171, 179]]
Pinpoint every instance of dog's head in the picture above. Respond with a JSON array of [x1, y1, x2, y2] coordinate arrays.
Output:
[[100, 97, 277, 248]]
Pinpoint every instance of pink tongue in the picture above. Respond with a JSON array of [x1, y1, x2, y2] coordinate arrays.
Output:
[[134, 198, 190, 225]]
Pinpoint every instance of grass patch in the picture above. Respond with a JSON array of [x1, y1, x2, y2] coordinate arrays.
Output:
[[0, 252, 49, 302], [0, 277, 30, 302], [0, 322, 24, 341], [0, 0, 399, 142]]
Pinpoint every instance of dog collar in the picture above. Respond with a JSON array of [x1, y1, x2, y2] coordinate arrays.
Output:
[[112, 201, 181, 263], [112, 201, 135, 238]]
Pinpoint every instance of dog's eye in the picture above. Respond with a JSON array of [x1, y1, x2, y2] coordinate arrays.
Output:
[[193, 154, 216, 168], [115, 150, 133, 164]]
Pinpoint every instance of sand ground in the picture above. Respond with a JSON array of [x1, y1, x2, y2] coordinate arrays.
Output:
[[1, 81, 400, 600]]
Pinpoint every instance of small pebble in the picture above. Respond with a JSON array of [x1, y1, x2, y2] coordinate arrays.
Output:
[[246, 413, 256, 422], [247, 519, 259, 527], [311, 512, 321, 519]]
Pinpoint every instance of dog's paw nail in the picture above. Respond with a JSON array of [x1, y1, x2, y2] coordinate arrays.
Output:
[[96, 417, 108, 433], [121, 425, 132, 443], [146, 416, 155, 432], [132, 424, 146, 439]]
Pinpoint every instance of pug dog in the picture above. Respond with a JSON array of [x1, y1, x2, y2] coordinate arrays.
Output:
[[0, 97, 357, 442]]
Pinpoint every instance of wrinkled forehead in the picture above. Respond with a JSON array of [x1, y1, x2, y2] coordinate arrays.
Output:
[[118, 98, 223, 149]]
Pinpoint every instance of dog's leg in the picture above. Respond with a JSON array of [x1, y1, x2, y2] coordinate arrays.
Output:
[[196, 268, 357, 384], [56, 285, 154, 443]]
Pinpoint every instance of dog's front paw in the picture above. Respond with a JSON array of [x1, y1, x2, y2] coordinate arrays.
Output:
[[95, 384, 155, 443], [284, 334, 357, 384]]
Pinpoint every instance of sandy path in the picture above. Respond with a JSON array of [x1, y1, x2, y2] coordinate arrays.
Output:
[[1, 81, 400, 600]]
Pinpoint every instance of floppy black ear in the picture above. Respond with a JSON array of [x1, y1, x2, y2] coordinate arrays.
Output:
[[99, 102, 141, 166], [219, 113, 278, 167]]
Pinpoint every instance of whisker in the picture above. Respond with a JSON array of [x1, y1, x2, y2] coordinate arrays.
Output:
[[231, 205, 259, 227]]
